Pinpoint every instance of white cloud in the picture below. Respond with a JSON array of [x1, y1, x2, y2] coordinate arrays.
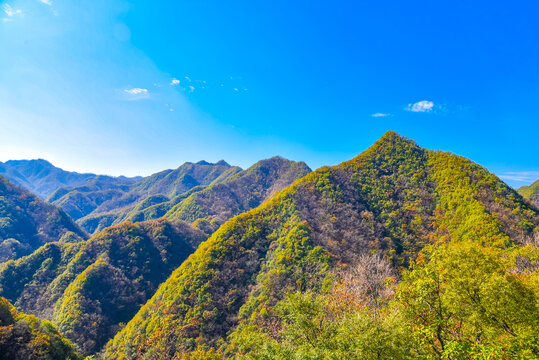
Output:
[[497, 171, 539, 184], [38, 0, 53, 5], [170, 78, 180, 86], [372, 113, 391, 118], [124, 88, 148, 95], [188, 85, 195, 92], [406, 100, 434, 113], [2, 4, 22, 17]]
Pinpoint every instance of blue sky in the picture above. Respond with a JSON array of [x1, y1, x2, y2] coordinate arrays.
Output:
[[0, 0, 538, 187]]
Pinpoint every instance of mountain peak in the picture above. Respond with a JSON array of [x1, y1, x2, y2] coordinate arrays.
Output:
[[377, 130, 415, 145], [215, 160, 230, 167], [6, 158, 54, 168], [343, 131, 421, 168]]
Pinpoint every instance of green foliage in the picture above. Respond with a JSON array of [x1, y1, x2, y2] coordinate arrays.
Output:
[[229, 291, 413, 360], [0, 297, 82, 359], [397, 241, 539, 359]]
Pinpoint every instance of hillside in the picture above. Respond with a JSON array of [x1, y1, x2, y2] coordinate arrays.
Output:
[[0, 218, 207, 356], [0, 297, 81, 360], [103, 132, 539, 359], [47, 175, 145, 221], [519, 179, 539, 207], [52, 161, 242, 230], [78, 157, 311, 234], [0, 175, 87, 262]]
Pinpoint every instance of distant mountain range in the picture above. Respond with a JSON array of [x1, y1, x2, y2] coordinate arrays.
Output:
[[78, 157, 311, 234], [48, 160, 241, 226], [0, 157, 311, 235], [0, 159, 138, 199]]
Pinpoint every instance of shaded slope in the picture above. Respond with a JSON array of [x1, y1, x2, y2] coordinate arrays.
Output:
[[103, 132, 538, 359], [0, 219, 207, 355], [0, 175, 87, 262], [0, 297, 81, 360]]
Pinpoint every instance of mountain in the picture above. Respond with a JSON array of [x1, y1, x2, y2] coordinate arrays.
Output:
[[77, 157, 312, 234], [129, 160, 241, 198], [47, 175, 145, 221], [519, 179, 539, 207], [0, 175, 87, 262], [0, 218, 207, 355], [0, 159, 99, 198], [0, 297, 81, 360], [51, 161, 242, 229], [102, 132, 539, 359]]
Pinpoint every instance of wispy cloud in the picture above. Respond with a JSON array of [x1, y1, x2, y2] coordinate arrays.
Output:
[[406, 100, 434, 113], [2, 4, 22, 17], [170, 78, 180, 86], [497, 171, 539, 184], [123, 88, 150, 100], [372, 113, 392, 118], [38, 0, 53, 5], [124, 88, 148, 95]]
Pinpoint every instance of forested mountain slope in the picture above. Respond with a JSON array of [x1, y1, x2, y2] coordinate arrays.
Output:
[[0, 175, 87, 262], [103, 131, 539, 360], [77, 157, 310, 234], [0, 218, 207, 356], [0, 297, 81, 360], [519, 179, 539, 208]]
